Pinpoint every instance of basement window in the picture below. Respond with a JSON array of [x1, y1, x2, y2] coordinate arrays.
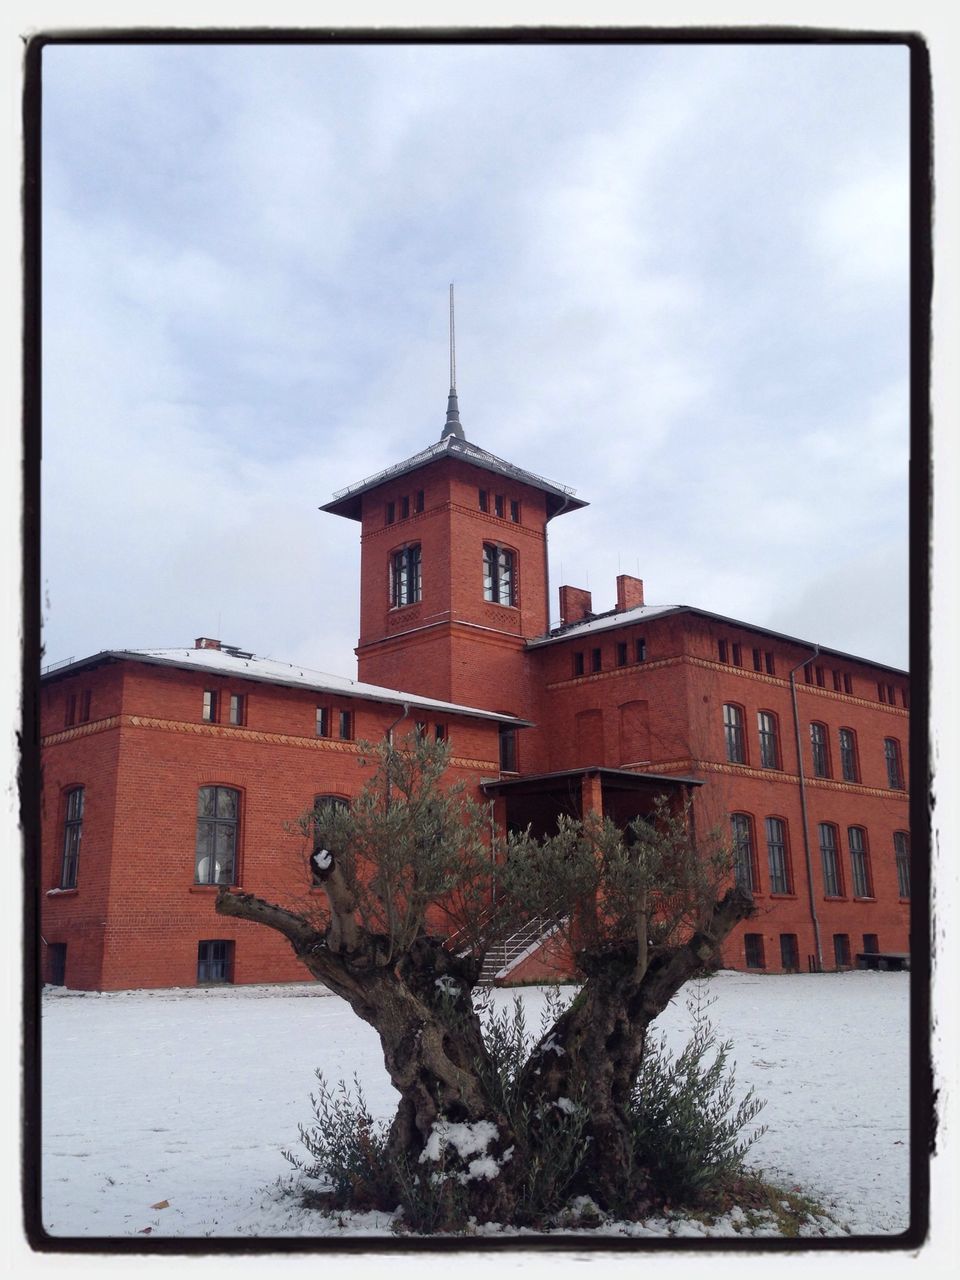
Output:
[[197, 940, 234, 984], [744, 934, 765, 969]]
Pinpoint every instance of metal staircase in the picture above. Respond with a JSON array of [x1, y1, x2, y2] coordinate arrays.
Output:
[[476, 914, 566, 985]]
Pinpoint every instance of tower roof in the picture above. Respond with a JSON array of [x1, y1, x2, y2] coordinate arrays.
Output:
[[321, 433, 588, 522]]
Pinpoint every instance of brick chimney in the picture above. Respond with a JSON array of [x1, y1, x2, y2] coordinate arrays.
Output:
[[616, 575, 644, 612], [194, 637, 222, 650], [559, 585, 593, 626]]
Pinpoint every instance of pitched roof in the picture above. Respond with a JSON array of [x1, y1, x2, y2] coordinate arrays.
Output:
[[527, 603, 909, 677], [41, 647, 532, 725], [320, 434, 588, 522]]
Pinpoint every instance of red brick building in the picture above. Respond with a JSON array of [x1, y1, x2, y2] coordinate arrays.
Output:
[[40, 393, 910, 988]]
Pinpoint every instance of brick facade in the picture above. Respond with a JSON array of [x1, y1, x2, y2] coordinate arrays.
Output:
[[41, 428, 910, 989]]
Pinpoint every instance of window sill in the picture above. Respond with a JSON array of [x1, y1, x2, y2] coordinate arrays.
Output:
[[852, 896, 876, 903], [190, 883, 241, 894], [823, 895, 847, 902], [46, 887, 78, 898], [768, 893, 797, 900]]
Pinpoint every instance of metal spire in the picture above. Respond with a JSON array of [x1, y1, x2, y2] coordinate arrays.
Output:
[[441, 281, 465, 440]]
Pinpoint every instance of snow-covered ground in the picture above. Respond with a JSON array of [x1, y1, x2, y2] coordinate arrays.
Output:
[[39, 971, 911, 1241]]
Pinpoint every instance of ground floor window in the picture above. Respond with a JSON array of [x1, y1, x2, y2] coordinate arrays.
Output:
[[779, 933, 799, 972], [47, 942, 67, 986], [833, 933, 851, 969], [744, 933, 765, 969], [197, 940, 234, 984], [862, 933, 879, 954]]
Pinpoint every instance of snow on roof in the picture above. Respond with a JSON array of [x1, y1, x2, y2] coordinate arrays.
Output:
[[527, 603, 908, 675], [46, 646, 530, 725], [525, 604, 681, 647], [321, 434, 587, 522]]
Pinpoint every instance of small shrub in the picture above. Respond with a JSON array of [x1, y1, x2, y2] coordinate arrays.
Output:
[[284, 1073, 397, 1211], [629, 986, 766, 1207]]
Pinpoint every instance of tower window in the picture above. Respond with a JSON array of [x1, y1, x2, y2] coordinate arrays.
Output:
[[494, 494, 505, 518], [732, 643, 742, 667], [415, 490, 424, 514], [573, 652, 585, 677], [385, 501, 396, 525], [202, 690, 219, 723], [510, 500, 520, 523], [591, 648, 602, 673], [400, 495, 410, 520], [616, 642, 628, 667], [229, 694, 246, 726], [316, 707, 329, 738], [635, 638, 646, 662], [718, 639, 728, 663], [339, 710, 353, 741], [391, 544, 422, 607], [752, 647, 762, 672], [478, 489, 488, 513], [482, 544, 516, 606], [64, 694, 77, 727], [765, 652, 776, 675]]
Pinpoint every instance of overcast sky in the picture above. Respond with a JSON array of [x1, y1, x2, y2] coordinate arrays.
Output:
[[40, 38, 911, 678]]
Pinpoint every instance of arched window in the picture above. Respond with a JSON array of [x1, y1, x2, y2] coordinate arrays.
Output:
[[818, 822, 843, 897], [839, 727, 859, 782], [482, 544, 516, 606], [730, 813, 758, 892], [894, 831, 910, 898], [757, 711, 780, 770], [390, 544, 422, 606], [195, 786, 240, 885], [848, 826, 872, 898], [723, 704, 746, 764], [765, 816, 792, 894], [810, 722, 830, 778], [60, 787, 84, 889], [884, 738, 904, 790]]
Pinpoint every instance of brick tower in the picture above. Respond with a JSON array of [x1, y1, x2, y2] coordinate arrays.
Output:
[[321, 380, 587, 718]]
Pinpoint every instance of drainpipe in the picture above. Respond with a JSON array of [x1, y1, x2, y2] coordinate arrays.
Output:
[[789, 647, 822, 971], [384, 703, 410, 810], [489, 800, 498, 907]]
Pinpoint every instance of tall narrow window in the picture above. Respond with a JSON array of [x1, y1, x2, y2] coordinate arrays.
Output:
[[434, 723, 446, 742], [810, 722, 830, 777], [510, 500, 520, 523], [195, 786, 239, 885], [202, 690, 219, 723], [718, 639, 728, 663], [338, 710, 353, 741], [635, 638, 646, 662], [848, 826, 872, 897], [765, 817, 791, 894], [391, 544, 422, 607], [818, 823, 842, 896], [804, 663, 814, 684], [839, 728, 859, 782], [616, 642, 628, 667], [415, 489, 424, 513], [765, 652, 776, 676], [591, 648, 602, 673], [229, 694, 246, 726], [385, 501, 396, 525], [732, 643, 742, 667], [64, 694, 77, 727], [315, 706, 329, 738], [494, 494, 505, 518], [884, 738, 904, 789], [573, 652, 585, 677], [723, 704, 746, 764], [79, 690, 92, 722], [843, 673, 853, 694], [757, 711, 780, 769], [483, 544, 516, 606], [499, 726, 518, 773], [832, 670, 842, 692], [894, 832, 910, 898], [752, 647, 762, 671], [478, 489, 488, 512], [60, 787, 84, 889], [730, 813, 757, 892], [815, 665, 825, 688]]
